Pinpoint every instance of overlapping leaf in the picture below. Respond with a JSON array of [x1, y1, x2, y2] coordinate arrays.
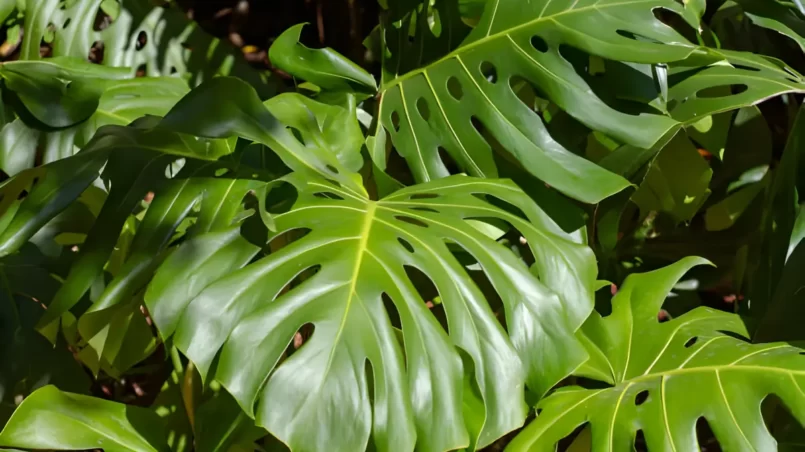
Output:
[[0, 58, 188, 175], [508, 257, 805, 451], [375, 0, 805, 203], [145, 172, 599, 451], [0, 386, 168, 452], [0, 76, 365, 376], [0, 0, 275, 173]]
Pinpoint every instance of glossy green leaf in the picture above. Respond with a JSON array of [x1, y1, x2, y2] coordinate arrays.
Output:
[[0, 386, 169, 452], [17, 0, 274, 94], [509, 257, 805, 451], [146, 174, 598, 451], [269, 24, 377, 94], [631, 134, 713, 223], [377, 0, 805, 203], [0, 58, 130, 128], [0, 58, 188, 174]]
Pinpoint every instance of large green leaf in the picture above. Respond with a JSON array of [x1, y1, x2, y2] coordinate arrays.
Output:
[[0, 0, 275, 173], [146, 173, 599, 451], [0, 77, 367, 376], [508, 257, 805, 451], [0, 58, 188, 175], [0, 385, 169, 452], [376, 0, 805, 203], [15, 0, 272, 93]]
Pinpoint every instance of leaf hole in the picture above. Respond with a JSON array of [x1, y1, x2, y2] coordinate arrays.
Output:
[[89, 41, 105, 63], [397, 237, 414, 253], [411, 207, 439, 213], [382, 293, 402, 330], [615, 29, 663, 44], [634, 390, 649, 406], [313, 192, 344, 200], [446, 239, 506, 332], [288, 127, 305, 145], [471, 193, 529, 222], [447, 76, 463, 101], [684, 336, 698, 348], [438, 146, 460, 174], [164, 158, 186, 179], [470, 116, 484, 137], [395, 215, 429, 228], [265, 228, 311, 254], [387, 149, 415, 186], [697, 84, 748, 98], [403, 265, 447, 329], [416, 97, 430, 121], [480, 61, 497, 83], [410, 193, 438, 200], [284, 322, 315, 359], [530, 35, 548, 53], [63, 18, 71, 28], [695, 417, 719, 451], [135, 30, 148, 51], [634, 429, 646, 450], [733, 64, 762, 73], [93, 5, 114, 31], [325, 164, 339, 175], [391, 111, 401, 132]]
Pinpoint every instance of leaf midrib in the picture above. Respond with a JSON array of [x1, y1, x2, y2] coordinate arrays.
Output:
[[382, 0, 666, 90]]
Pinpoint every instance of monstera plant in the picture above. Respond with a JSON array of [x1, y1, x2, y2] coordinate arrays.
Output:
[[1, 0, 805, 450]]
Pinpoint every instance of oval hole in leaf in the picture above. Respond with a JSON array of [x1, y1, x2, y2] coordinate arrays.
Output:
[[381, 293, 402, 330], [395, 215, 429, 228], [403, 265, 447, 330], [325, 164, 339, 175], [480, 61, 497, 84], [634, 390, 649, 406], [63, 18, 71, 28], [695, 417, 718, 450], [397, 237, 414, 253], [530, 35, 548, 53], [411, 207, 438, 213], [391, 111, 401, 132], [409, 193, 438, 200], [416, 97, 430, 121], [697, 84, 749, 98], [136, 30, 148, 51], [684, 336, 698, 348], [288, 127, 305, 145], [447, 76, 463, 101]]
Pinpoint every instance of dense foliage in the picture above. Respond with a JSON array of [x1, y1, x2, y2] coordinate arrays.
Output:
[[1, 0, 805, 450]]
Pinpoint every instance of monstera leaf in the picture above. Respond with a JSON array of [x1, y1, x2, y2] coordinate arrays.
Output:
[[0, 77, 362, 376], [0, 386, 169, 452], [508, 257, 805, 451], [13, 0, 271, 90], [145, 173, 599, 451], [0, 0, 274, 173], [0, 58, 188, 174], [372, 0, 805, 203]]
